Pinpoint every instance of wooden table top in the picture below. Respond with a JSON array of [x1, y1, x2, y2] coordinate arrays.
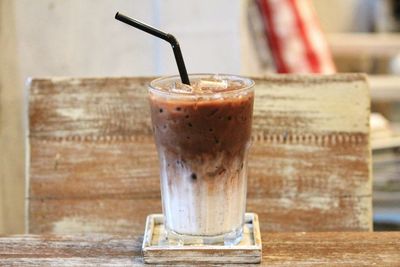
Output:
[[0, 232, 399, 266]]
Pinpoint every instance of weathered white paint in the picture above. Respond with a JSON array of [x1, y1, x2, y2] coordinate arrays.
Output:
[[255, 78, 370, 133], [56, 108, 86, 120], [307, 196, 339, 211], [276, 196, 338, 212]]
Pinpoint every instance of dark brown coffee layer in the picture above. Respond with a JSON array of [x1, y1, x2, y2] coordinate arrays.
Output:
[[150, 93, 254, 160]]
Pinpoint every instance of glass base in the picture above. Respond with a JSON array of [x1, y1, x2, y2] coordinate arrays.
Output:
[[164, 226, 243, 246]]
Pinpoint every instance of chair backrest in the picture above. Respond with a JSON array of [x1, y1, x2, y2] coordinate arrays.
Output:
[[27, 74, 371, 234]]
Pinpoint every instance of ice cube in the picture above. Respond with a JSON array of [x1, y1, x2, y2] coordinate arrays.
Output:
[[171, 88, 192, 94], [197, 79, 228, 91], [170, 82, 193, 94]]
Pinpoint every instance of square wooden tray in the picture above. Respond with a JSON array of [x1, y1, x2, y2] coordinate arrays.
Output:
[[142, 213, 262, 264]]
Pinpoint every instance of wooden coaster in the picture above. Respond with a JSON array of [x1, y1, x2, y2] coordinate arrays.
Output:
[[142, 213, 262, 264]]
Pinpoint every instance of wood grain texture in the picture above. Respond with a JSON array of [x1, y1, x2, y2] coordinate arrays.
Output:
[[27, 74, 372, 234], [0, 232, 399, 266]]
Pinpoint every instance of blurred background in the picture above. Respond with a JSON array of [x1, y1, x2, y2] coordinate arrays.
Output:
[[1, 0, 400, 234]]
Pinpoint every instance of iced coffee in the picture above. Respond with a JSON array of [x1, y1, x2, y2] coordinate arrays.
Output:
[[149, 74, 254, 245]]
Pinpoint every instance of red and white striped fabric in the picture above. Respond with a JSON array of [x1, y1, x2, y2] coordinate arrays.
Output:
[[256, 0, 336, 74]]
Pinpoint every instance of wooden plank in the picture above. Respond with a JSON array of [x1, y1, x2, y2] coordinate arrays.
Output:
[[0, 232, 399, 266], [0, 234, 143, 266], [29, 136, 370, 200], [28, 74, 372, 234], [262, 232, 400, 266], [29, 75, 370, 137], [28, 195, 371, 234], [30, 135, 369, 199]]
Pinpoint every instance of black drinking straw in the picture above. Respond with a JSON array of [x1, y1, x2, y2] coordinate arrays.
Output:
[[115, 12, 191, 85]]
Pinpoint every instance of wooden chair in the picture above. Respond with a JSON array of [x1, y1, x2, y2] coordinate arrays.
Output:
[[27, 74, 372, 234]]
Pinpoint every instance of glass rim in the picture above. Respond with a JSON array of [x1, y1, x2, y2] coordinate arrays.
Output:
[[148, 73, 255, 98]]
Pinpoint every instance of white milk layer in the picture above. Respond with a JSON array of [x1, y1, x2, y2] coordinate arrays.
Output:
[[159, 151, 248, 236]]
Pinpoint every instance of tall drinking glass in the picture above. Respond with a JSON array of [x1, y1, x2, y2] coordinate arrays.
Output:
[[148, 74, 254, 245]]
